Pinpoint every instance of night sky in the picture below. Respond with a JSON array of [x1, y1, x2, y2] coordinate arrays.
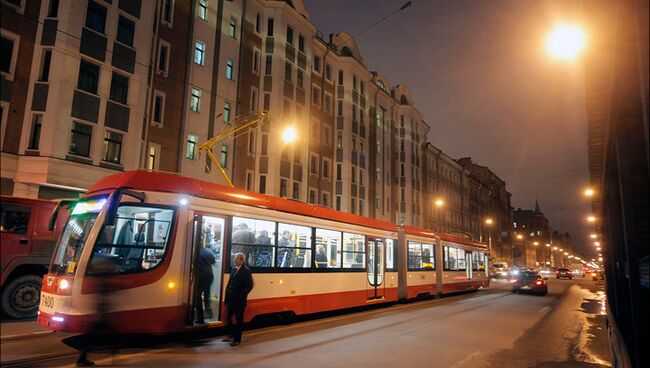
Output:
[[303, 0, 592, 253]]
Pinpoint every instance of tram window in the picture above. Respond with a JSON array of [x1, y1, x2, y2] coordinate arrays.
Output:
[[315, 228, 341, 269], [89, 205, 175, 274], [472, 252, 480, 271], [231, 216, 276, 268], [408, 241, 421, 270], [477, 252, 486, 270], [277, 222, 312, 268], [422, 243, 434, 269], [447, 247, 458, 271], [342, 232, 365, 269], [0, 204, 31, 234], [386, 239, 396, 271], [457, 250, 467, 271]]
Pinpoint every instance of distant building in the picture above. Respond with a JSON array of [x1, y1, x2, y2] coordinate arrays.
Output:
[[457, 157, 513, 262], [513, 201, 550, 268]]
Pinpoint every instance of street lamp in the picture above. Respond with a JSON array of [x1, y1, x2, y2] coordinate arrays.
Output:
[[587, 215, 597, 223], [583, 187, 595, 197], [282, 126, 297, 143], [594, 241, 600, 246], [533, 241, 539, 246], [516, 234, 523, 240], [433, 198, 444, 233], [546, 24, 586, 60], [590, 234, 597, 239], [484, 218, 494, 258]]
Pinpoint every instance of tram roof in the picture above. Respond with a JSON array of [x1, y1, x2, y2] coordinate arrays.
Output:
[[403, 225, 488, 250], [87, 170, 399, 233]]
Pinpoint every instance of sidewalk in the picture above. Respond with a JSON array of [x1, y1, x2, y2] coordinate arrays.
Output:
[[0, 319, 52, 341]]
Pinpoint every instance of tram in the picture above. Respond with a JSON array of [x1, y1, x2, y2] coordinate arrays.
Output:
[[38, 171, 488, 334]]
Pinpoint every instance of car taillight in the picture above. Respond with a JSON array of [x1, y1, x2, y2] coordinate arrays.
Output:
[[510, 279, 518, 284], [536, 280, 543, 285]]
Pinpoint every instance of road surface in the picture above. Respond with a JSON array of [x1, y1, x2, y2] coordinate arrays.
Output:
[[0, 278, 611, 367]]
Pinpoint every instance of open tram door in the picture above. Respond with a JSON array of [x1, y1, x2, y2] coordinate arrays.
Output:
[[189, 213, 226, 326], [366, 238, 385, 300]]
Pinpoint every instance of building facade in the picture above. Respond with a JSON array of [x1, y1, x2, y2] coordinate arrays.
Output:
[[513, 202, 551, 268], [1, 0, 511, 248], [457, 157, 513, 262]]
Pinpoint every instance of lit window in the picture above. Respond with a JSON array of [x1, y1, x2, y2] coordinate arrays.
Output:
[[186, 134, 197, 159], [219, 144, 227, 166], [223, 101, 231, 122], [194, 40, 205, 65], [198, 0, 208, 20], [228, 17, 237, 38], [226, 58, 233, 80], [190, 87, 201, 112], [315, 228, 341, 268], [342, 233, 365, 269]]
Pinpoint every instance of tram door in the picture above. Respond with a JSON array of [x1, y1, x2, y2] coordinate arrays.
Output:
[[191, 214, 225, 325], [465, 251, 473, 280], [366, 238, 385, 299]]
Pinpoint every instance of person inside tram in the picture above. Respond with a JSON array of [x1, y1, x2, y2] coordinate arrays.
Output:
[[195, 245, 216, 323], [255, 230, 272, 245], [277, 230, 294, 267], [315, 245, 328, 268], [231, 222, 255, 263]]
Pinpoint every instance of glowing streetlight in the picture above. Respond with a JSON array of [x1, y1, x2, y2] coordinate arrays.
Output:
[[594, 241, 600, 246], [533, 241, 539, 246], [546, 24, 586, 60], [564, 252, 569, 256], [516, 234, 523, 240], [553, 246, 558, 250], [590, 234, 598, 239], [596, 247, 601, 251], [545, 243, 551, 247], [584, 188, 595, 197], [485, 218, 494, 225], [282, 126, 297, 143], [587, 215, 597, 223], [434, 198, 445, 208]]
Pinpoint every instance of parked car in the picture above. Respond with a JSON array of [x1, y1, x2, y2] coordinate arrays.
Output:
[[511, 271, 548, 295], [555, 268, 573, 280], [0, 196, 70, 318]]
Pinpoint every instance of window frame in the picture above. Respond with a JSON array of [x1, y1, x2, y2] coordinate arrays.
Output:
[[190, 87, 201, 112], [102, 129, 123, 164], [152, 90, 166, 127], [69, 121, 93, 157], [194, 40, 206, 65], [0, 31, 20, 80], [157, 40, 171, 76], [161, 0, 174, 27]]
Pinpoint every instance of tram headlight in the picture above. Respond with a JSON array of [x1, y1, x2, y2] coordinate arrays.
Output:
[[59, 279, 70, 290]]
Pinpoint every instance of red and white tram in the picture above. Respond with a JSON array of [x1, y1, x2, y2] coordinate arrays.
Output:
[[38, 171, 487, 334]]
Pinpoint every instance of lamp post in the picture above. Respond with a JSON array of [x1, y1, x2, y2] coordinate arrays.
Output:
[[485, 218, 494, 264], [434, 198, 444, 233]]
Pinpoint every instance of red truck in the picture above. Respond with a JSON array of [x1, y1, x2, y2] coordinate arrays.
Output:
[[1, 196, 69, 319]]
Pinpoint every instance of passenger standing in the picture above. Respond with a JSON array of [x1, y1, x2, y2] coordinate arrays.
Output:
[[195, 246, 216, 323], [223, 252, 254, 346]]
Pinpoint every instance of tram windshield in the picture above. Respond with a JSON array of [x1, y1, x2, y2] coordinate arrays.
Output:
[[88, 204, 175, 274], [50, 196, 108, 275]]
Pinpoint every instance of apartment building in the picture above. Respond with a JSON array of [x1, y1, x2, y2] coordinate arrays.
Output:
[[1, 0, 511, 241], [1, 0, 154, 198]]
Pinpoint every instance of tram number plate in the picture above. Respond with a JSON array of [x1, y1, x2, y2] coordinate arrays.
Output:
[[39, 293, 59, 313]]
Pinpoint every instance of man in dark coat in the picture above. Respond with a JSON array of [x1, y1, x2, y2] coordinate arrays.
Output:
[[223, 252, 254, 346], [195, 246, 216, 323]]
